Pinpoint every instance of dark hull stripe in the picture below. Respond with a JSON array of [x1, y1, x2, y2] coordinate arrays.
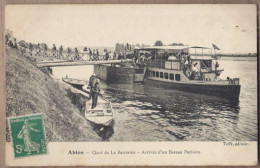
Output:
[[146, 78, 241, 100]]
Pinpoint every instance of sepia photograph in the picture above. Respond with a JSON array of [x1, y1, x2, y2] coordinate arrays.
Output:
[[4, 4, 258, 166]]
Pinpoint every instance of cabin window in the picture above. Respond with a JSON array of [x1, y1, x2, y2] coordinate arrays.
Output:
[[156, 71, 159, 77], [152, 71, 155, 77], [160, 72, 163, 78], [164, 73, 169, 79], [135, 69, 144, 74], [175, 74, 181, 81], [201, 60, 212, 69], [169, 73, 174, 80]]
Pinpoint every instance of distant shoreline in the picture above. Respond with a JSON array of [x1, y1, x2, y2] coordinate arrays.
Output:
[[218, 55, 257, 57]]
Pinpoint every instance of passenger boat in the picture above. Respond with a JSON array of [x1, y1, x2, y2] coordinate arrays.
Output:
[[84, 97, 114, 126], [134, 46, 241, 100], [62, 77, 88, 90]]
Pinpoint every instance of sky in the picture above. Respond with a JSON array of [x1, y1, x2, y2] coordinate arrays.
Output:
[[5, 5, 257, 54]]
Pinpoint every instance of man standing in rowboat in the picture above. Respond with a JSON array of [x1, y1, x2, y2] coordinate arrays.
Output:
[[88, 73, 102, 109], [91, 79, 101, 109]]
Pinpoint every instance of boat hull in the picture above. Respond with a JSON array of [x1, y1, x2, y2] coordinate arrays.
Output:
[[94, 64, 134, 84], [145, 78, 240, 100], [66, 83, 84, 90], [62, 77, 87, 90], [85, 115, 114, 127], [94, 64, 145, 84]]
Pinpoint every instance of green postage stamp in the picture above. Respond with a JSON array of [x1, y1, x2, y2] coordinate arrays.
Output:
[[8, 113, 47, 158]]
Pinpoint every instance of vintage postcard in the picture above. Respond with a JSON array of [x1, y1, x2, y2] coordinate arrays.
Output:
[[4, 4, 258, 166]]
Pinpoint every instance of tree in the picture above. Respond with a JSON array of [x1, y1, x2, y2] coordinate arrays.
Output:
[[154, 40, 163, 46], [115, 43, 121, 53], [119, 43, 125, 53], [135, 43, 141, 48], [170, 43, 184, 46]]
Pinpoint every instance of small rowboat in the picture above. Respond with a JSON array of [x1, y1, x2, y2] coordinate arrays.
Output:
[[85, 97, 114, 127], [62, 77, 87, 90]]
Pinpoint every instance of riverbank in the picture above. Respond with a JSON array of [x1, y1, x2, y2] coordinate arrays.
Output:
[[5, 48, 100, 142]]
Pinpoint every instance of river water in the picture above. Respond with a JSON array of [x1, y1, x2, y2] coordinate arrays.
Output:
[[52, 57, 258, 141]]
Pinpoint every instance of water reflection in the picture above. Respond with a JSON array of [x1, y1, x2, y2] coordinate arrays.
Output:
[[102, 82, 241, 141]]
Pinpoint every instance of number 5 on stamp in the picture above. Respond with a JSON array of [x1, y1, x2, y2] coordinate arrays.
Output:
[[8, 113, 47, 158]]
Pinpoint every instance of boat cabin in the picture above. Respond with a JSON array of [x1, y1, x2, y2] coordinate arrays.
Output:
[[134, 45, 222, 82]]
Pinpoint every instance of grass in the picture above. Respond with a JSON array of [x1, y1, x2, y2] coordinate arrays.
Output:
[[5, 48, 100, 142]]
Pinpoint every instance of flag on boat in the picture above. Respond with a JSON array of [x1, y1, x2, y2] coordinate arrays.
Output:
[[212, 44, 220, 50]]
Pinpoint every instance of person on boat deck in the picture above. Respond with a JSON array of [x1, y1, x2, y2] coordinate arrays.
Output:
[[147, 53, 152, 61], [140, 53, 145, 63], [187, 54, 191, 64], [91, 79, 101, 109], [88, 73, 98, 98], [191, 62, 200, 80]]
